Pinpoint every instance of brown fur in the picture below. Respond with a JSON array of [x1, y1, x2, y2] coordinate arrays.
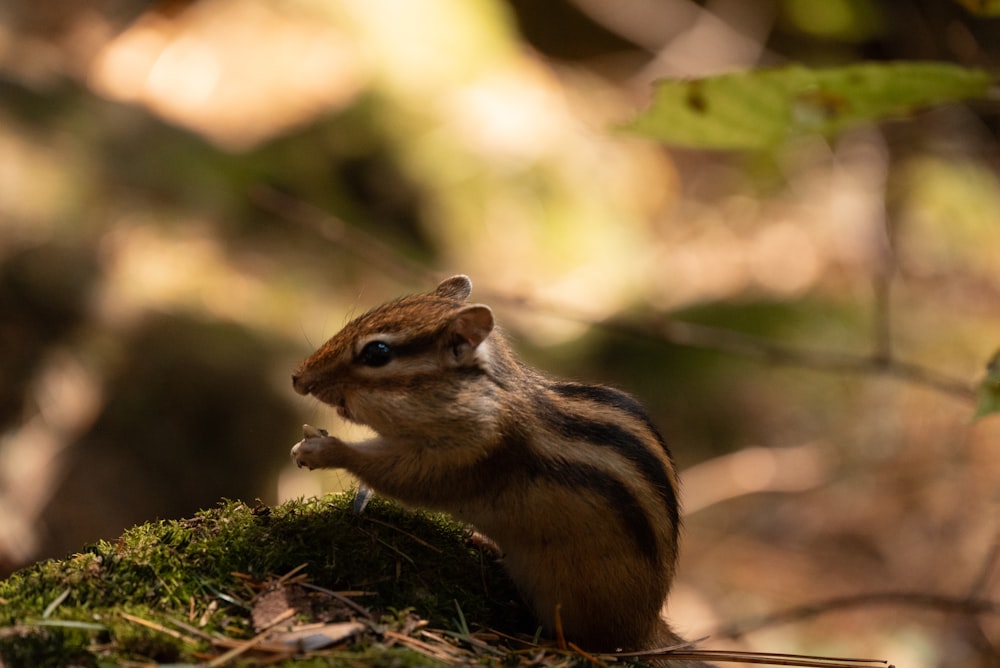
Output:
[[291, 276, 706, 662]]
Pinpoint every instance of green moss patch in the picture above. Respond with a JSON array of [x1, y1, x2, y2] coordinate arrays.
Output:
[[0, 493, 543, 666]]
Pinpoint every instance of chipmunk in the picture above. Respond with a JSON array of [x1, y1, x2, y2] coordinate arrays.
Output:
[[291, 275, 704, 661]]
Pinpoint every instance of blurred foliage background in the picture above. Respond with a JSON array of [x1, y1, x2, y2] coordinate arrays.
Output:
[[1, 0, 999, 665]]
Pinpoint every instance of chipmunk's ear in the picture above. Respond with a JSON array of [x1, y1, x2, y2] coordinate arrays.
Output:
[[435, 275, 473, 302], [449, 305, 494, 356]]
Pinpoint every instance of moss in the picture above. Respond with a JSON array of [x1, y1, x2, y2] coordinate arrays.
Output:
[[0, 626, 100, 668], [0, 493, 535, 665]]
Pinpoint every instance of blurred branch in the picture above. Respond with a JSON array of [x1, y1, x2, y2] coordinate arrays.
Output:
[[607, 315, 978, 403], [571, 0, 774, 85], [496, 294, 977, 401], [255, 189, 978, 404], [250, 185, 430, 286], [968, 531, 1000, 596], [569, 0, 701, 53], [680, 443, 830, 515], [715, 591, 1000, 640]]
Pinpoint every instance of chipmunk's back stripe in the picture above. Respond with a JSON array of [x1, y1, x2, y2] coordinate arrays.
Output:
[[543, 459, 659, 565], [550, 383, 675, 460], [550, 383, 647, 420], [539, 395, 680, 540], [491, 430, 660, 565]]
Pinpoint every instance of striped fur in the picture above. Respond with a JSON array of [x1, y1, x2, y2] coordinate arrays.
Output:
[[291, 275, 687, 654]]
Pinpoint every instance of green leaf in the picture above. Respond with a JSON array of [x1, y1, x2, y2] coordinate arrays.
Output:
[[974, 350, 1000, 420], [625, 62, 993, 150], [953, 0, 1000, 16]]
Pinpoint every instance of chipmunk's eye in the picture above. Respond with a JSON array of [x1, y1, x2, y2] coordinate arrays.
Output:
[[358, 340, 393, 367]]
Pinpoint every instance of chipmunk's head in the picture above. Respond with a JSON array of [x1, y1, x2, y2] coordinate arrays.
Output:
[[292, 275, 497, 431]]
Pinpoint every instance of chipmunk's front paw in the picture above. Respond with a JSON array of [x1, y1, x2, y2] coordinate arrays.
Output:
[[291, 424, 335, 470]]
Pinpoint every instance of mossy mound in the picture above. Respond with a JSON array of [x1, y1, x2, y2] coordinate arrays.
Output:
[[0, 493, 540, 666]]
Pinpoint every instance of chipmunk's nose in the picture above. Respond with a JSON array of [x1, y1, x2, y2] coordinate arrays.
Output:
[[291, 373, 312, 396]]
